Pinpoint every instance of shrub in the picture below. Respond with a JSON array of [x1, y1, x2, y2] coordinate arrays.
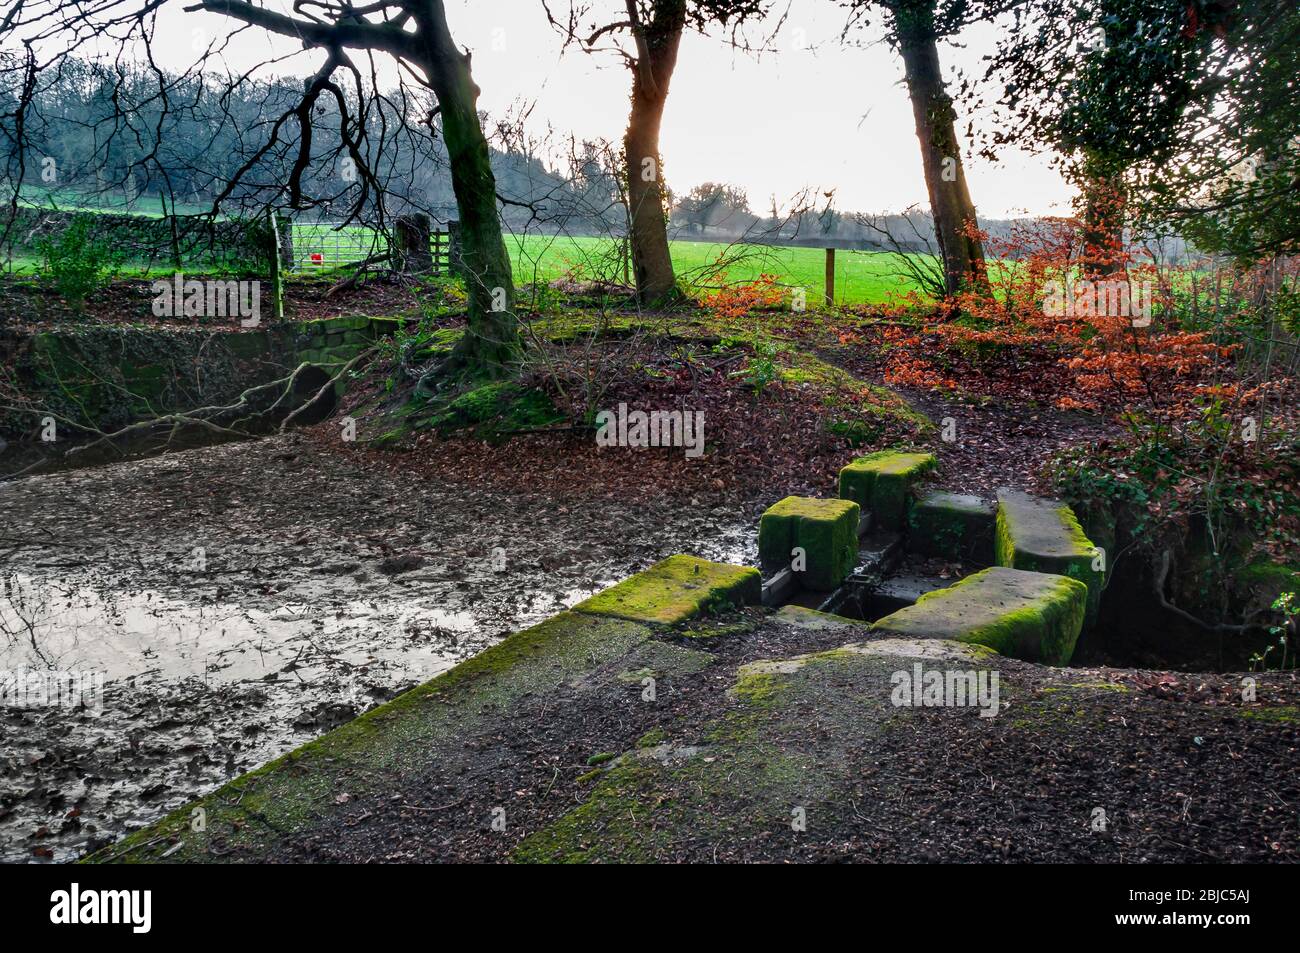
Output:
[[39, 214, 119, 309]]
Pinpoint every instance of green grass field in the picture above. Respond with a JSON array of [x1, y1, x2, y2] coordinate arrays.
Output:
[[13, 184, 213, 218], [6, 188, 930, 305], [509, 234, 929, 306], [7, 232, 929, 306]]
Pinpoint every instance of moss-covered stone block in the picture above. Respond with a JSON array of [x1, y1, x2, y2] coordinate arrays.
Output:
[[326, 344, 363, 362], [222, 330, 272, 360], [575, 555, 760, 626], [299, 345, 363, 368], [908, 490, 997, 565], [369, 317, 403, 338], [838, 450, 936, 530], [995, 489, 1101, 624], [871, 566, 1088, 664], [322, 315, 371, 334], [758, 496, 860, 591]]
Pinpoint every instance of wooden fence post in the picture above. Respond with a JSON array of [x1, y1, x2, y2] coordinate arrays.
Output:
[[396, 213, 433, 273], [824, 247, 836, 308]]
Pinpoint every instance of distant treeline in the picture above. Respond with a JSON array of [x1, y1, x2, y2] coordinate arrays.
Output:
[[1, 54, 1190, 258], [0, 54, 596, 233]]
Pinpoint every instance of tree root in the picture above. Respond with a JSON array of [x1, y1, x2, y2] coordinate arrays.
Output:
[[1153, 548, 1262, 635]]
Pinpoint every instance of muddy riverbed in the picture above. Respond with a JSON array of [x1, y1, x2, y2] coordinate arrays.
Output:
[[0, 433, 760, 862]]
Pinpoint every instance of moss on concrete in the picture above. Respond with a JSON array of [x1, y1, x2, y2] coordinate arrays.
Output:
[[870, 566, 1088, 665], [758, 496, 861, 591], [575, 554, 760, 626], [907, 490, 997, 565], [838, 451, 936, 530], [611, 636, 714, 679], [995, 488, 1102, 624]]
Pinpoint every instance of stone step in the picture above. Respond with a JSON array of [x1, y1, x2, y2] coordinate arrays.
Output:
[[837, 451, 936, 531], [575, 554, 760, 626], [870, 565, 1089, 665], [995, 488, 1101, 623], [906, 490, 997, 565], [760, 567, 798, 608], [759, 496, 861, 592], [854, 529, 904, 577], [786, 586, 839, 612]]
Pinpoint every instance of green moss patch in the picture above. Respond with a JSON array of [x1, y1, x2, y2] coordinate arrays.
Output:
[[838, 451, 936, 531], [417, 380, 564, 440], [758, 496, 860, 591], [574, 554, 761, 626], [1241, 705, 1300, 724], [870, 566, 1088, 665], [995, 489, 1101, 623]]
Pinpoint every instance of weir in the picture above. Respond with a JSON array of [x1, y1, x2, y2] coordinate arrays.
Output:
[[757, 451, 1099, 665]]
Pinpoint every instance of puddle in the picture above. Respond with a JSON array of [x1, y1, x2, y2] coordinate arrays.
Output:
[[1, 574, 489, 685], [0, 572, 598, 863]]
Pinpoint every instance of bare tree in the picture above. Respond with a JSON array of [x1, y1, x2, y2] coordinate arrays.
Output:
[[2, 0, 518, 378], [545, 1, 776, 305]]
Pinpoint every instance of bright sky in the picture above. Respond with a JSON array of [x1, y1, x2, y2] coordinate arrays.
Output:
[[130, 0, 1075, 218]]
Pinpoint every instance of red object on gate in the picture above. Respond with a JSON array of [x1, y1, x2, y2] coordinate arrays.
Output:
[[310, 252, 324, 263]]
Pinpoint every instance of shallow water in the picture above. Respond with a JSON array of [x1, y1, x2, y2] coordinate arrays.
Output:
[[0, 571, 598, 863], [2, 573, 500, 684]]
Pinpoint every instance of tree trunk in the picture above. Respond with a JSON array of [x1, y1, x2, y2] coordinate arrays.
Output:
[[893, 2, 988, 298], [422, 0, 517, 376], [1080, 164, 1127, 278], [623, 0, 685, 305]]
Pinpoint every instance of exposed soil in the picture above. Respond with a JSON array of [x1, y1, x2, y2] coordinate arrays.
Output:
[[905, 390, 1119, 496], [824, 341, 1124, 496]]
